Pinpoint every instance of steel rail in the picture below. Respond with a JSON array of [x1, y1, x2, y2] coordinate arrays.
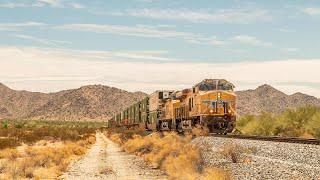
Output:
[[210, 134, 320, 145]]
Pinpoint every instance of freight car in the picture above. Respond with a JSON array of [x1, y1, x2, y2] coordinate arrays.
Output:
[[107, 79, 236, 134]]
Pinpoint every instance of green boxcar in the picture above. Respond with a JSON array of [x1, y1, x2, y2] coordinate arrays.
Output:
[[108, 117, 115, 128], [134, 102, 140, 123], [140, 97, 149, 113], [141, 113, 148, 124], [123, 108, 129, 125], [128, 106, 132, 124], [139, 97, 149, 124], [148, 111, 158, 124], [115, 113, 121, 126]]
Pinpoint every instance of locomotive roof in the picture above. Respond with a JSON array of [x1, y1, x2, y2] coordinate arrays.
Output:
[[194, 79, 235, 88]]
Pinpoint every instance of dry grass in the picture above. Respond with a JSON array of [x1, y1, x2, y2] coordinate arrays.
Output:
[[112, 131, 231, 180], [0, 148, 21, 160], [0, 135, 96, 179], [110, 133, 126, 145], [191, 125, 210, 137], [219, 142, 254, 163], [0, 120, 99, 150]]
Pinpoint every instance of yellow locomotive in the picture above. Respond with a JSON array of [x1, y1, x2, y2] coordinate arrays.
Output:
[[108, 79, 237, 134]]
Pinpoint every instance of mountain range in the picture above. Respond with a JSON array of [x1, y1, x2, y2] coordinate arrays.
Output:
[[0, 83, 319, 120]]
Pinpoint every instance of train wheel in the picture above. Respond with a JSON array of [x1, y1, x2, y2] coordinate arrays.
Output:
[[176, 122, 183, 134]]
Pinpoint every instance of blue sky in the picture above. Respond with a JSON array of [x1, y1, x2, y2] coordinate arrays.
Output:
[[0, 0, 320, 97]]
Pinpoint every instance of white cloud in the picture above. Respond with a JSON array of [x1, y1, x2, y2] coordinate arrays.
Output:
[[301, 8, 320, 15], [111, 9, 271, 24], [57, 23, 228, 47], [231, 35, 272, 47], [38, 0, 60, 7], [0, 0, 85, 9], [69, 2, 85, 9], [0, 46, 320, 98], [0, 22, 46, 31], [283, 48, 299, 53], [56, 23, 224, 46], [12, 34, 71, 47], [57, 23, 197, 38], [0, 3, 28, 8]]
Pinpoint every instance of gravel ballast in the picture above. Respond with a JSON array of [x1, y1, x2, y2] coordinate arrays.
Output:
[[193, 136, 320, 179]]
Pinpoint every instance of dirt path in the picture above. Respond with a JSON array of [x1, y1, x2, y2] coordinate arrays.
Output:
[[61, 132, 166, 180]]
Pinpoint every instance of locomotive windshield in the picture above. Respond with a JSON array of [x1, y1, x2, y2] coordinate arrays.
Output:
[[197, 79, 234, 91], [217, 81, 233, 91]]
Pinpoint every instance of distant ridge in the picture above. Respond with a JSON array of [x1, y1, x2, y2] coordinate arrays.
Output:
[[0, 83, 147, 121], [236, 85, 320, 115], [0, 83, 319, 120]]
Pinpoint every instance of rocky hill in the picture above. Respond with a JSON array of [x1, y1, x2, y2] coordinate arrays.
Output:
[[236, 84, 320, 115], [0, 83, 146, 121], [0, 83, 319, 120]]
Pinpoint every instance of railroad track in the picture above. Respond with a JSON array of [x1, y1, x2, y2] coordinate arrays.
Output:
[[210, 134, 320, 145]]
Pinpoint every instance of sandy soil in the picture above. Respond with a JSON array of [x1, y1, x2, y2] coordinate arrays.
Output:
[[61, 132, 166, 180]]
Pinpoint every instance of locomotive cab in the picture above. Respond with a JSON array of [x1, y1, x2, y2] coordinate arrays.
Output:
[[193, 79, 237, 133]]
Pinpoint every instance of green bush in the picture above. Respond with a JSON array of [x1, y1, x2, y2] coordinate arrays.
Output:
[[236, 105, 320, 139]]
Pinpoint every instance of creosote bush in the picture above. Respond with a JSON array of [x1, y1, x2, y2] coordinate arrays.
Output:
[[236, 105, 320, 139]]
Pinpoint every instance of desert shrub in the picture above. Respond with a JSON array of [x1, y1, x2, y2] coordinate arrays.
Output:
[[110, 133, 126, 145], [202, 167, 231, 180], [305, 112, 320, 138], [237, 105, 320, 138], [0, 134, 95, 179], [219, 142, 254, 163], [0, 120, 98, 150], [119, 132, 230, 179], [1, 121, 8, 129], [0, 148, 21, 160], [163, 143, 203, 179], [192, 125, 209, 137], [237, 112, 276, 136], [0, 138, 20, 150]]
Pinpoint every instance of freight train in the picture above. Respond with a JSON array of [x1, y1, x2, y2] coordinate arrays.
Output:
[[107, 79, 237, 134]]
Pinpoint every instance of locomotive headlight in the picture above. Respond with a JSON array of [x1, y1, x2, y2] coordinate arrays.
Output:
[[228, 109, 232, 113], [217, 92, 221, 99], [210, 109, 214, 113]]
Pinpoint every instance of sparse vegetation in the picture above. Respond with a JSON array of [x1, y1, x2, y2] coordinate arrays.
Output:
[[219, 142, 255, 163], [236, 105, 320, 139], [0, 120, 99, 179], [106, 129, 230, 180], [0, 120, 102, 149]]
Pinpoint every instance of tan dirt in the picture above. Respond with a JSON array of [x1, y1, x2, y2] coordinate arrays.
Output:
[[61, 132, 167, 180]]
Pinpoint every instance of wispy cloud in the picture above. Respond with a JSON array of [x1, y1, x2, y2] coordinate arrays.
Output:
[[56, 23, 195, 38], [283, 48, 299, 53], [301, 7, 320, 15], [56, 23, 224, 46], [111, 9, 271, 24], [0, 0, 85, 9], [0, 2, 28, 8], [57, 24, 278, 48], [231, 35, 272, 47], [12, 34, 71, 47], [69, 2, 85, 9], [1, 46, 319, 97], [0, 22, 46, 31], [37, 0, 60, 7]]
